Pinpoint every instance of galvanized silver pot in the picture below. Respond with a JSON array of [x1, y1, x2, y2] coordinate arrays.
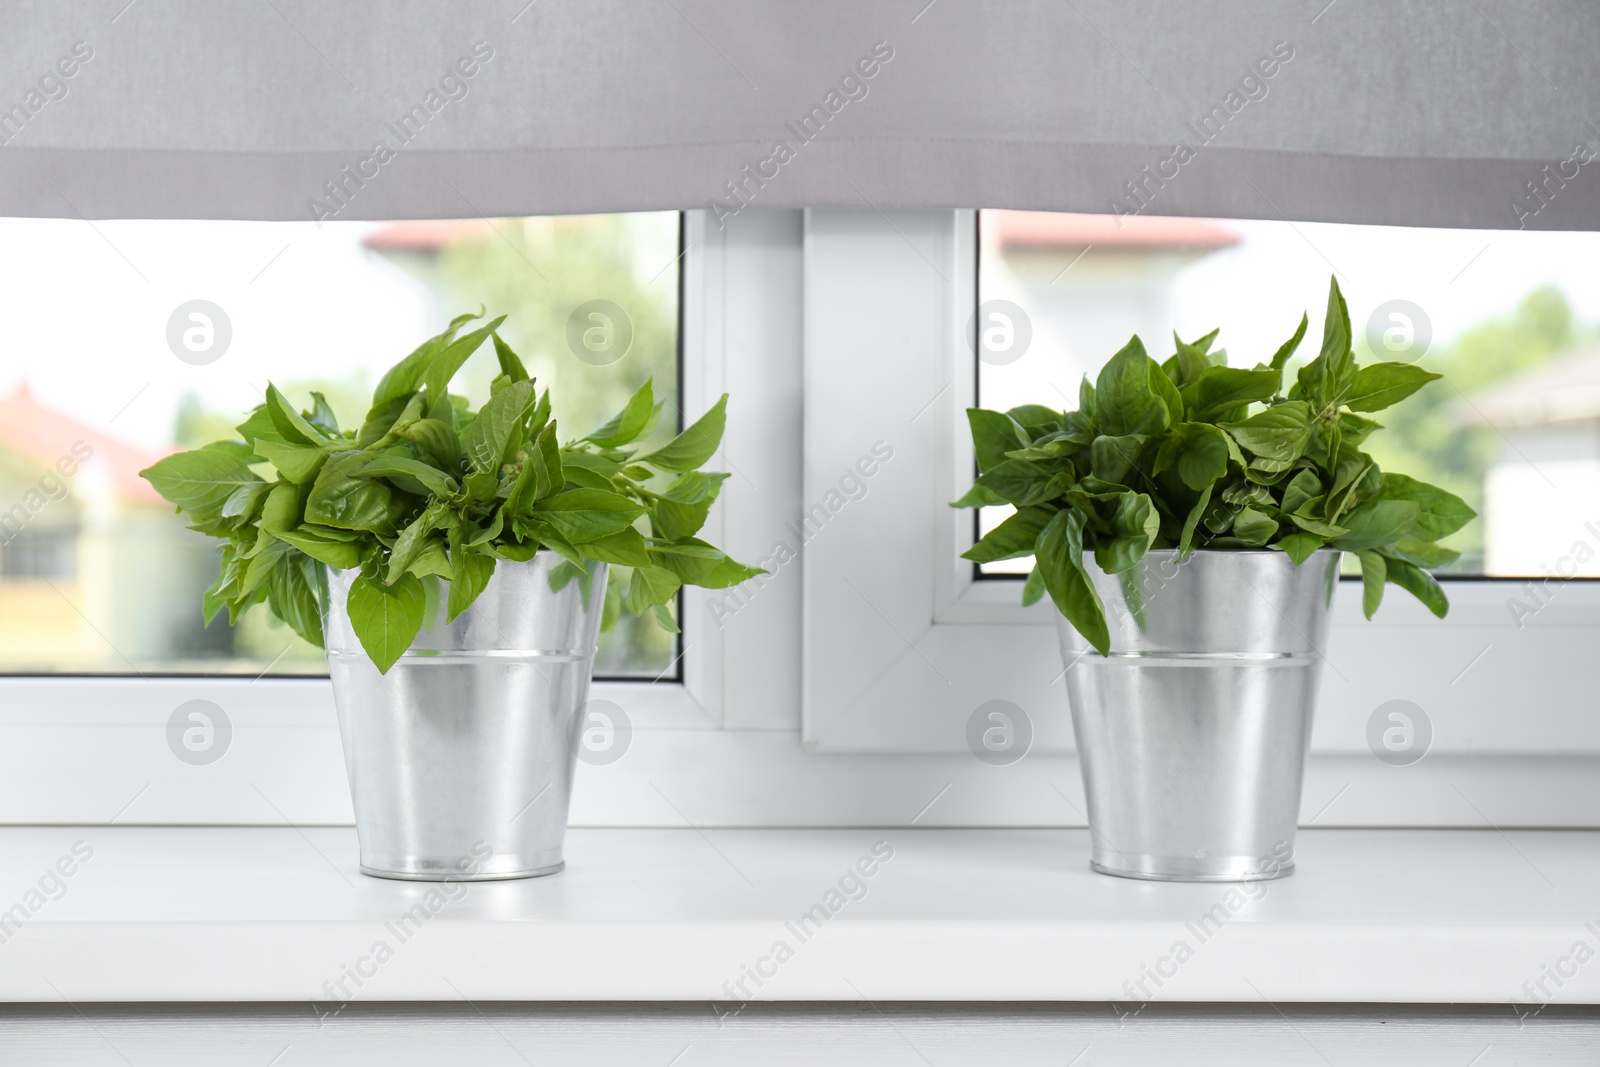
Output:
[[323, 557, 606, 881], [1056, 549, 1339, 882]]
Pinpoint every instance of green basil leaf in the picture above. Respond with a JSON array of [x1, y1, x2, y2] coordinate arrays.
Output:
[[638, 394, 729, 472], [304, 452, 400, 534], [587, 379, 657, 447], [372, 311, 481, 408], [1358, 549, 1387, 619], [1386, 538, 1461, 569], [1281, 469, 1323, 516], [1035, 508, 1109, 655], [140, 449, 263, 523], [386, 502, 449, 584], [1165, 332, 1212, 388], [1181, 366, 1282, 422], [649, 603, 681, 634], [1372, 473, 1475, 542], [258, 482, 302, 535], [347, 572, 426, 674], [1287, 512, 1348, 539], [627, 565, 683, 614], [1232, 506, 1279, 546], [356, 394, 414, 450], [407, 538, 453, 581], [221, 481, 273, 523], [306, 392, 341, 437], [1005, 404, 1064, 438], [249, 432, 329, 485], [463, 378, 537, 474], [1093, 493, 1158, 574], [399, 418, 462, 471], [950, 482, 1011, 509], [1275, 531, 1325, 565], [241, 534, 293, 596], [1329, 498, 1420, 552], [1295, 278, 1356, 407], [1379, 553, 1450, 618], [1223, 401, 1313, 462], [962, 504, 1057, 563], [578, 527, 653, 568], [1176, 423, 1231, 491], [978, 458, 1073, 505], [265, 384, 329, 446], [359, 454, 460, 499], [653, 470, 729, 539], [1095, 336, 1169, 437], [651, 537, 763, 588], [267, 553, 324, 648], [1343, 363, 1442, 413], [492, 332, 530, 383], [1089, 434, 1148, 486], [1269, 313, 1309, 372], [421, 316, 506, 412], [528, 488, 647, 544], [1178, 483, 1213, 559], [1149, 352, 1185, 428], [446, 525, 497, 622], [236, 405, 277, 446], [274, 526, 361, 570]]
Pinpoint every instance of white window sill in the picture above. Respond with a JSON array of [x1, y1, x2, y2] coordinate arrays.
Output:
[[2, 827, 1596, 1006]]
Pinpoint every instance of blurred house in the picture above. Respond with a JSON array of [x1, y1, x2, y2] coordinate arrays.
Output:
[[980, 210, 1240, 401], [0, 386, 205, 671], [1457, 345, 1600, 576]]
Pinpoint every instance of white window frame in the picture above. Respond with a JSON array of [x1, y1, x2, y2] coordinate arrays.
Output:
[[800, 208, 1600, 824], [4, 207, 1598, 829], [0, 208, 812, 826]]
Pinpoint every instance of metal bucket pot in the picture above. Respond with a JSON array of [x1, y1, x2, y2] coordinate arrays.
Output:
[[1057, 549, 1339, 882], [324, 557, 606, 881]]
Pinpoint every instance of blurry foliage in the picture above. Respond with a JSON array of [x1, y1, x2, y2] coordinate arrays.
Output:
[[1354, 286, 1591, 572], [432, 214, 680, 450]]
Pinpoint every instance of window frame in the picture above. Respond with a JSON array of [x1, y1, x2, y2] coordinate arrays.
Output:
[[5, 207, 1600, 830], [799, 208, 1600, 824], [0, 208, 785, 823]]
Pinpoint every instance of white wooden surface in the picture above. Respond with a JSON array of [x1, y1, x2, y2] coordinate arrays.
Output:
[[3, 827, 1597, 1006]]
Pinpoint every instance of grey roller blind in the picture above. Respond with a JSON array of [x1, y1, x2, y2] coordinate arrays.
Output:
[[1, 0, 1597, 228]]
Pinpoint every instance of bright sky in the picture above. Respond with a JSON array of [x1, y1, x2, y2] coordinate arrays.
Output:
[[1167, 219, 1600, 365], [0, 218, 434, 452], [4, 213, 1595, 458], [980, 215, 1600, 417]]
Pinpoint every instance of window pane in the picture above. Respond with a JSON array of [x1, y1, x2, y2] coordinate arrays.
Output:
[[976, 209, 1600, 579], [0, 212, 683, 676]]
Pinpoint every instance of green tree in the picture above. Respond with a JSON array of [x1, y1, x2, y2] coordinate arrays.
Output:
[[1357, 286, 1588, 570]]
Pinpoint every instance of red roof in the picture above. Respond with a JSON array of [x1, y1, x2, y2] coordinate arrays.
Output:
[[361, 218, 497, 251], [985, 210, 1240, 251], [0, 386, 163, 503]]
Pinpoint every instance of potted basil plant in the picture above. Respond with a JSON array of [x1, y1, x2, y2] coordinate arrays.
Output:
[[955, 278, 1472, 882], [143, 312, 760, 880]]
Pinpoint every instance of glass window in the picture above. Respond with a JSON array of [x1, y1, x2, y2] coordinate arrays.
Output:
[[976, 209, 1600, 579], [0, 212, 683, 676]]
